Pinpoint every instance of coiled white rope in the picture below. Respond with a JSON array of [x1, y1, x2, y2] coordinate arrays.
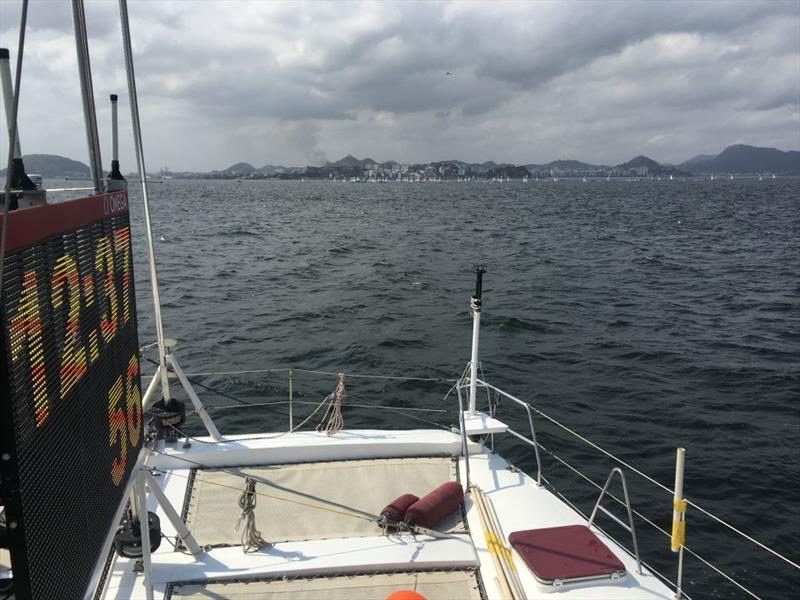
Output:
[[317, 373, 345, 435], [236, 477, 270, 553]]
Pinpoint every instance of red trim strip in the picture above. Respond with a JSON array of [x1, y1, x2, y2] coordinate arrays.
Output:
[[0, 192, 129, 252]]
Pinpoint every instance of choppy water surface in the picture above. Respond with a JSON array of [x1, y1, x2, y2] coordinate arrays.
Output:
[[126, 178, 797, 599]]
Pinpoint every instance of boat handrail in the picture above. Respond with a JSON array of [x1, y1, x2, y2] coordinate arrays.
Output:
[[138, 360, 798, 596], [588, 467, 642, 574], [474, 378, 800, 572], [450, 369, 545, 485]]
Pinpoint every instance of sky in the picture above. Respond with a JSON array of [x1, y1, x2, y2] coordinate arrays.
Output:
[[0, 0, 798, 171]]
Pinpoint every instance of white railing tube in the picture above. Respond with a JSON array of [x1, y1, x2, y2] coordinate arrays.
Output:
[[141, 363, 161, 411], [135, 473, 154, 600], [468, 303, 480, 415], [673, 448, 687, 599], [144, 471, 202, 555], [167, 355, 223, 441], [467, 266, 485, 414]]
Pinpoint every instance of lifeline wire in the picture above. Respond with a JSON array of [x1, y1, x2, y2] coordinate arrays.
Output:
[[478, 379, 799, 572]]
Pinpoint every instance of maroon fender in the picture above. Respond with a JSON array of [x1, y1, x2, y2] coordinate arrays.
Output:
[[380, 493, 419, 524], [405, 482, 464, 528]]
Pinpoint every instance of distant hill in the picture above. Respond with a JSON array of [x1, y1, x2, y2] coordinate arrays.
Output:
[[0, 153, 90, 178], [680, 153, 717, 167], [616, 155, 661, 170], [329, 154, 361, 167], [614, 155, 688, 177], [527, 159, 608, 171], [258, 164, 293, 175], [552, 159, 601, 170], [683, 144, 800, 174], [220, 162, 257, 175]]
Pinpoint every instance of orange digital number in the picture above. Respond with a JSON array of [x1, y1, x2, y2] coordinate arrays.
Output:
[[109, 354, 142, 485], [125, 355, 142, 447], [108, 375, 127, 485]]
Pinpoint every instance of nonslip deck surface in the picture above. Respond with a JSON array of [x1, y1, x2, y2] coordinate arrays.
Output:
[[185, 457, 464, 545], [170, 570, 482, 600]]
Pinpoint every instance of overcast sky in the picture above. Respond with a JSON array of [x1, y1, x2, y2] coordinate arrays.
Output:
[[0, 1, 798, 171]]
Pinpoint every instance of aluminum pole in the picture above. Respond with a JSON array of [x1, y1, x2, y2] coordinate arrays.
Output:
[[71, 0, 104, 195], [672, 447, 687, 599], [0, 1, 29, 299], [111, 94, 119, 161], [107, 93, 127, 190], [118, 0, 170, 401], [135, 474, 155, 600], [468, 266, 486, 415], [0, 49, 22, 159], [468, 305, 481, 414]]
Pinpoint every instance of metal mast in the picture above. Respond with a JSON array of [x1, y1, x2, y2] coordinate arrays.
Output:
[[117, 0, 171, 404], [71, 0, 104, 195], [0, 1, 29, 297], [118, 0, 222, 444]]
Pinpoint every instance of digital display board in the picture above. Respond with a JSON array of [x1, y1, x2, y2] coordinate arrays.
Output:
[[0, 192, 143, 599]]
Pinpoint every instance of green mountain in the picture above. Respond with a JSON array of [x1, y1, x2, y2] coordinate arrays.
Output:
[[0, 153, 90, 178], [220, 162, 257, 175], [683, 145, 800, 174]]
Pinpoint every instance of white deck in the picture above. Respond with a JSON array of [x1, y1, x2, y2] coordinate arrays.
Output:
[[101, 429, 674, 599], [462, 451, 672, 598]]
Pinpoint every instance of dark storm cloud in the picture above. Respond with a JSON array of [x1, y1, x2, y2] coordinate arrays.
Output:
[[0, 0, 797, 170]]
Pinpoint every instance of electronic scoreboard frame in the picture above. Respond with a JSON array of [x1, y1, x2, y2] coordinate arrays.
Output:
[[0, 192, 143, 600]]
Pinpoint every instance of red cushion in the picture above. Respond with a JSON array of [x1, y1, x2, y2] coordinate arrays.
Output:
[[509, 525, 625, 583]]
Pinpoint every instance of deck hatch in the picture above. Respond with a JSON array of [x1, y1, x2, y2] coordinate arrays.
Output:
[[509, 524, 627, 585]]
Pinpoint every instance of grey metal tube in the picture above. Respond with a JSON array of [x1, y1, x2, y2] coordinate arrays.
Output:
[[0, 1, 29, 299], [71, 0, 104, 194], [118, 0, 171, 401], [111, 93, 119, 161], [0, 49, 22, 159]]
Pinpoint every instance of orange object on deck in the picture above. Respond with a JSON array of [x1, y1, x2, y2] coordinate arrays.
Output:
[[386, 591, 426, 600]]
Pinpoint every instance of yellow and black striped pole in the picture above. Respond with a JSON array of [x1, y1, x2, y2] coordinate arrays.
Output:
[[672, 448, 687, 599]]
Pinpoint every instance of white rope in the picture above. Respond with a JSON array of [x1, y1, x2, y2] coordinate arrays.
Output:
[[236, 477, 269, 553], [317, 373, 345, 436]]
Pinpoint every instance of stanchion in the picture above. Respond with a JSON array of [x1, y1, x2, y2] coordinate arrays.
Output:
[[672, 448, 687, 599]]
